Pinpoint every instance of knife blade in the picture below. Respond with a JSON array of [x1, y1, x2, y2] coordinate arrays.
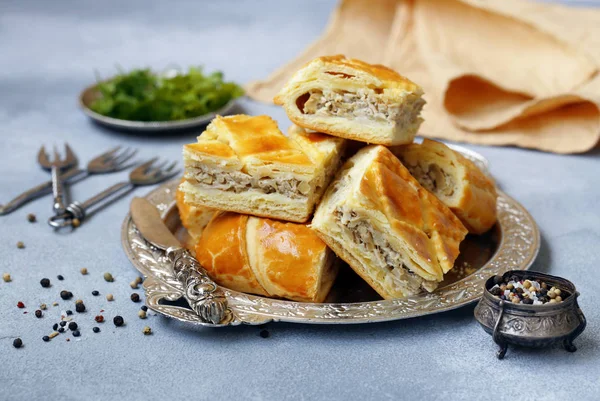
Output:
[[130, 197, 180, 250], [129, 197, 229, 325]]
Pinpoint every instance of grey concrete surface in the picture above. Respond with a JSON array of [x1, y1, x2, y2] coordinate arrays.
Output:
[[0, 1, 599, 400]]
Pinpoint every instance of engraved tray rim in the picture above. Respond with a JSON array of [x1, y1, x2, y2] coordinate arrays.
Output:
[[121, 148, 540, 327]]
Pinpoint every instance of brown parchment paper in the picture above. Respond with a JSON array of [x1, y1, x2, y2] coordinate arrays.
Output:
[[246, 0, 600, 154]]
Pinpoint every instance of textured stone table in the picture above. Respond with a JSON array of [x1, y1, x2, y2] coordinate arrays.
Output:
[[1, 1, 599, 400]]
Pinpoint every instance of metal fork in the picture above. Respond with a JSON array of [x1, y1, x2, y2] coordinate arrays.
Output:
[[0, 146, 136, 215], [38, 144, 78, 215], [48, 158, 179, 228]]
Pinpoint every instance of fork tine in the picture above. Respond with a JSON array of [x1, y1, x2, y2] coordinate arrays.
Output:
[[164, 161, 178, 173], [112, 148, 138, 166], [64, 143, 78, 164], [155, 168, 181, 182], [99, 146, 122, 161], [146, 160, 169, 176], [53, 145, 60, 162], [37, 146, 50, 167], [132, 157, 158, 175]]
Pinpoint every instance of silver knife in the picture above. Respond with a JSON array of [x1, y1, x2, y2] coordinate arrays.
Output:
[[129, 197, 228, 325]]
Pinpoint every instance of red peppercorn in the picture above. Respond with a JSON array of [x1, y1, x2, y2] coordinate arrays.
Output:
[[17, 302, 25, 308], [95, 315, 104, 323]]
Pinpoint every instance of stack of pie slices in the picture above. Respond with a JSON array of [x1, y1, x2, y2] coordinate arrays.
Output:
[[178, 55, 498, 302]]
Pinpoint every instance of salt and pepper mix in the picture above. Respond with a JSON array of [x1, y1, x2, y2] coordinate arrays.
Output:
[[488, 275, 568, 305]]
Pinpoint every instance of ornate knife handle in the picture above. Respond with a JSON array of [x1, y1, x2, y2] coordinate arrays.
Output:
[[166, 246, 228, 325]]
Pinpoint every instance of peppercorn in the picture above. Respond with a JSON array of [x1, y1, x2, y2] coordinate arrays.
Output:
[[554, 288, 562, 296], [489, 287, 501, 296], [506, 283, 514, 290], [259, 329, 270, 339], [27, 213, 36, 223], [40, 303, 47, 310], [522, 298, 534, 305], [72, 330, 80, 337], [555, 296, 563, 302], [58, 327, 65, 333], [53, 323, 59, 331], [2, 273, 11, 282], [92, 290, 99, 296], [42, 336, 50, 342], [103, 272, 114, 282], [80, 267, 88, 275], [142, 326, 152, 335], [130, 293, 140, 303], [17, 301, 25, 309], [57, 275, 64, 281], [106, 294, 114, 301], [66, 310, 73, 316], [92, 327, 100, 333], [141, 305, 148, 312], [71, 218, 81, 228], [16, 241, 25, 249], [68, 322, 78, 331], [13, 338, 23, 348], [35, 309, 43, 318], [130, 281, 139, 289], [95, 315, 104, 323], [60, 290, 73, 300], [138, 310, 147, 319], [113, 316, 124, 327], [548, 291, 557, 299], [52, 302, 58, 306], [75, 303, 86, 313], [59, 321, 67, 327]]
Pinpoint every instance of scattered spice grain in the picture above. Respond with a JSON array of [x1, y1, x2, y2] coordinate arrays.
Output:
[[259, 330, 270, 339], [80, 268, 88, 275], [92, 327, 100, 333], [57, 275, 64, 281], [103, 272, 114, 282], [40, 278, 51, 288], [72, 330, 80, 337], [27, 213, 37, 223], [16, 241, 25, 249], [42, 336, 50, 342], [106, 294, 114, 301], [40, 304, 47, 310], [60, 291, 73, 300], [17, 301, 25, 309], [138, 310, 147, 319], [130, 293, 140, 303], [13, 338, 23, 348], [2, 273, 11, 282], [140, 305, 148, 312], [35, 310, 43, 318], [95, 315, 104, 323], [113, 316, 124, 327], [143, 326, 152, 335], [92, 290, 99, 296], [75, 303, 86, 313]]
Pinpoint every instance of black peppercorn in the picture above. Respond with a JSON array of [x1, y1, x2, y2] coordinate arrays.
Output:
[[489, 287, 501, 296], [59, 321, 67, 327], [72, 330, 80, 337], [66, 310, 73, 316], [60, 291, 73, 300], [130, 293, 140, 303], [141, 305, 148, 312], [68, 322, 78, 331], [113, 316, 124, 327], [92, 290, 99, 296], [259, 329, 270, 338], [27, 213, 36, 223], [57, 275, 64, 281], [522, 298, 534, 305], [92, 327, 100, 333], [42, 336, 50, 342], [35, 309, 43, 318], [13, 338, 23, 348], [53, 323, 59, 331], [75, 303, 86, 313], [40, 278, 51, 288], [58, 327, 65, 333]]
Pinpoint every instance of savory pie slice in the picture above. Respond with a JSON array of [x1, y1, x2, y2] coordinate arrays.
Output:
[[194, 211, 339, 303], [312, 145, 468, 299], [181, 115, 345, 223], [274, 55, 426, 145], [175, 184, 215, 252], [391, 139, 497, 234]]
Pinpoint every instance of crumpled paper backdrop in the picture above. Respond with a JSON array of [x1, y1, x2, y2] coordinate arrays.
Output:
[[246, 0, 600, 154]]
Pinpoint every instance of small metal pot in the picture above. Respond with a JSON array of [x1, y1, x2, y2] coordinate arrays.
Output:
[[474, 270, 586, 359]]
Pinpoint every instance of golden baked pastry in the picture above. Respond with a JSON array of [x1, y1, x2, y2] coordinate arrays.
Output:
[[194, 211, 339, 303], [312, 145, 468, 299], [274, 55, 425, 146], [175, 183, 214, 242], [181, 115, 345, 223], [392, 139, 497, 234]]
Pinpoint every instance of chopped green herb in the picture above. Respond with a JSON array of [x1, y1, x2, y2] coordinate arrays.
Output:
[[89, 67, 244, 122]]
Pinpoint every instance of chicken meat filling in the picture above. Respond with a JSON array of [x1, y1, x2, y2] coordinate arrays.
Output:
[[405, 162, 455, 197], [187, 166, 310, 199], [335, 208, 438, 293], [300, 89, 424, 126]]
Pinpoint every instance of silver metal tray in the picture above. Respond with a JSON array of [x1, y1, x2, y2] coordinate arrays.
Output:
[[121, 147, 539, 326]]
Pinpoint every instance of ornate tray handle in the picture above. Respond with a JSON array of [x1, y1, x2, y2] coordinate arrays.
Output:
[[166, 246, 229, 325]]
